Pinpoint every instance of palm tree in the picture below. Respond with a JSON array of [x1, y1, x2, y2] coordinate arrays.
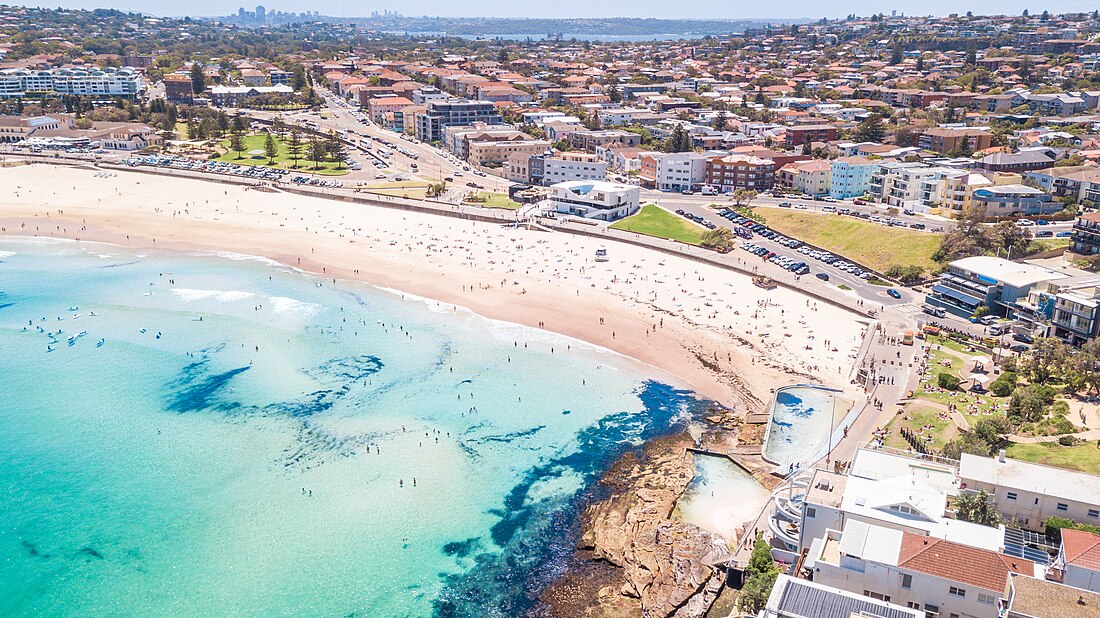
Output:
[[955, 490, 1000, 526]]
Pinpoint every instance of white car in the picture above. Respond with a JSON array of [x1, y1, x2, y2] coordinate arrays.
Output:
[[1016, 219, 1034, 226]]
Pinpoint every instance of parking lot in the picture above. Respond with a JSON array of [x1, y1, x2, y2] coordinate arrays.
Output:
[[124, 155, 344, 188]]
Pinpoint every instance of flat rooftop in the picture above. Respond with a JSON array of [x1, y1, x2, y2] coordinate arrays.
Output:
[[961, 453, 1100, 507], [1007, 573, 1100, 618], [950, 255, 1066, 289]]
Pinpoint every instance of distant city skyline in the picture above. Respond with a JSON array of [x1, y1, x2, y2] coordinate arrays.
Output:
[[10, 0, 1100, 20]]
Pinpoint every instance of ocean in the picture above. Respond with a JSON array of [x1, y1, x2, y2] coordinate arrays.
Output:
[[0, 238, 703, 617]]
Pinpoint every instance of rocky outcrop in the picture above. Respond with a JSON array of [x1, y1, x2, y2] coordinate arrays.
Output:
[[541, 433, 733, 617]]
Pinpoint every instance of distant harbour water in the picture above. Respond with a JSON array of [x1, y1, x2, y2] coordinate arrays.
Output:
[[381, 31, 714, 42], [0, 238, 704, 616]]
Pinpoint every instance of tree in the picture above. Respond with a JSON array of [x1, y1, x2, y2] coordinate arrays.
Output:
[[307, 134, 325, 169], [291, 64, 308, 91], [325, 131, 346, 168], [955, 490, 1001, 526], [229, 129, 246, 159], [607, 81, 621, 103], [1019, 338, 1069, 385], [271, 116, 286, 137], [891, 44, 903, 66], [916, 56, 925, 72], [1009, 383, 1057, 424], [937, 372, 961, 390], [854, 116, 886, 143], [713, 111, 729, 132], [989, 221, 1032, 258], [732, 188, 758, 206], [263, 132, 278, 164], [700, 227, 734, 251], [989, 371, 1017, 397], [966, 47, 977, 67], [739, 533, 779, 613], [190, 62, 206, 95], [287, 129, 303, 169]]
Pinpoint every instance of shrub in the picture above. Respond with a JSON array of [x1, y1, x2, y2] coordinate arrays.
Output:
[[937, 372, 961, 390], [989, 371, 1017, 397], [1059, 435, 1079, 446]]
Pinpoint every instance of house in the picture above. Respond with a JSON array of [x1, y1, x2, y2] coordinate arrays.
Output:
[[808, 520, 1036, 618], [208, 84, 293, 107], [547, 180, 639, 221], [1051, 528, 1100, 592]]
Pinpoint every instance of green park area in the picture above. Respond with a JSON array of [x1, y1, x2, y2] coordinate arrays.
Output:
[[474, 192, 522, 210], [755, 206, 941, 273], [610, 204, 703, 245], [214, 134, 348, 176], [1006, 442, 1100, 476]]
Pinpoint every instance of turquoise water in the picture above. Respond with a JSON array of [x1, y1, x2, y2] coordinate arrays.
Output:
[[676, 453, 768, 543], [763, 386, 837, 469], [0, 239, 702, 617]]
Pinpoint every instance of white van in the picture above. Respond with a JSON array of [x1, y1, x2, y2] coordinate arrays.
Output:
[[822, 205, 837, 213]]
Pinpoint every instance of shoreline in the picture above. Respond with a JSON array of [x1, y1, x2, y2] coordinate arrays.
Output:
[[0, 164, 868, 413]]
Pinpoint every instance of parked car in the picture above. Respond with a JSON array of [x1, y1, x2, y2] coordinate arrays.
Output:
[[779, 202, 792, 208], [1013, 332, 1034, 344]]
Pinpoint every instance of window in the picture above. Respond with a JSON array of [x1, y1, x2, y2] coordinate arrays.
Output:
[[1058, 503, 1069, 512], [864, 590, 890, 602], [948, 586, 966, 598], [806, 507, 816, 518], [924, 604, 940, 618], [1006, 492, 1017, 501], [978, 593, 996, 605], [1090, 510, 1100, 519], [907, 602, 920, 609], [902, 574, 912, 589]]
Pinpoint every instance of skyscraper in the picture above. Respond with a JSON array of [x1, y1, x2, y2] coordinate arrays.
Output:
[[255, 5, 266, 22]]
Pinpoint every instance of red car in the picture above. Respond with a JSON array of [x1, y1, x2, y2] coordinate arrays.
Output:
[[853, 199, 866, 205]]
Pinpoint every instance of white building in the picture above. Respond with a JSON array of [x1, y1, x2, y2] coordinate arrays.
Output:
[[548, 180, 639, 221], [537, 152, 607, 185], [960, 452, 1100, 532], [656, 152, 707, 192], [0, 67, 143, 99], [760, 574, 922, 618]]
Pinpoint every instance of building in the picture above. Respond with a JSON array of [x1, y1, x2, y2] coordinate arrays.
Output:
[[704, 154, 775, 192], [547, 180, 639, 221], [760, 574, 922, 618], [367, 96, 415, 130], [1073, 213, 1100, 256], [1051, 529, 1100, 593], [1017, 272, 1100, 345], [960, 452, 1100, 532], [777, 159, 832, 196], [0, 115, 69, 143], [871, 162, 941, 209], [208, 84, 293, 107], [918, 128, 992, 155], [808, 520, 1035, 618], [1003, 572, 1100, 618], [568, 129, 642, 152], [0, 67, 143, 99], [531, 151, 607, 185], [928, 256, 1064, 318], [829, 156, 877, 199], [976, 150, 1057, 173], [467, 138, 552, 168], [414, 99, 503, 143], [784, 124, 837, 148], [653, 152, 708, 192], [162, 74, 194, 104], [970, 184, 1056, 217]]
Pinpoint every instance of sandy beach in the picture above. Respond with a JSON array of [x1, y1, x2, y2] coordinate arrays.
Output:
[[0, 163, 869, 410]]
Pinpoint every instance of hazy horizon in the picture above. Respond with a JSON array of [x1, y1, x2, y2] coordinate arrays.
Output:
[[6, 0, 1098, 21]]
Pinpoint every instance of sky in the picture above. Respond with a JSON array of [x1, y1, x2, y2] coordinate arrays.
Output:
[[17, 0, 1100, 20]]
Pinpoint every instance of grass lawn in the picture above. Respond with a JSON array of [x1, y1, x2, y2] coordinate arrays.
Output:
[[475, 192, 521, 210], [1006, 441, 1100, 476], [610, 204, 703, 245], [215, 134, 348, 176], [885, 403, 960, 452], [756, 207, 941, 273], [1031, 237, 1071, 253]]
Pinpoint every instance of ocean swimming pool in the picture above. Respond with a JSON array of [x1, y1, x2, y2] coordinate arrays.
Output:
[[675, 452, 769, 543], [762, 385, 839, 470]]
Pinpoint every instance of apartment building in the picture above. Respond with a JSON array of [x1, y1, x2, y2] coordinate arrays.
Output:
[[569, 129, 642, 152], [829, 156, 877, 199], [871, 162, 942, 209], [704, 154, 775, 191], [971, 185, 1055, 217], [467, 138, 552, 167], [784, 124, 838, 148], [777, 159, 832, 196], [976, 150, 1056, 174], [653, 152, 708, 192], [547, 180, 639, 221], [1072, 212, 1100, 256], [367, 96, 415, 130], [162, 73, 194, 103], [414, 99, 503, 143], [0, 67, 143, 99], [918, 128, 992, 155], [530, 151, 607, 185], [929, 256, 1065, 318]]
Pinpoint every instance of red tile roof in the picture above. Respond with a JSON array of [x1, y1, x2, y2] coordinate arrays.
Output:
[[1061, 529, 1100, 571], [898, 533, 1032, 592]]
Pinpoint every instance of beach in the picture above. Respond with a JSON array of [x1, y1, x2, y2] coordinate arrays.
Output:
[[0, 163, 868, 411]]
